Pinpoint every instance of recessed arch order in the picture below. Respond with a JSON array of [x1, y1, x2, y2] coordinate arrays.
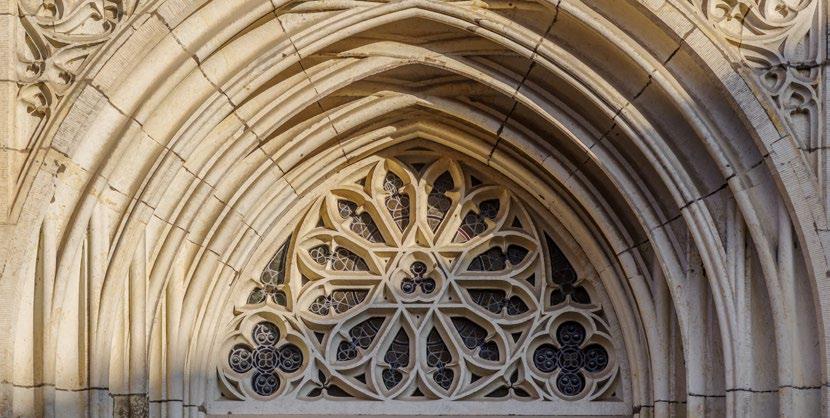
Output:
[[1, 0, 827, 417]]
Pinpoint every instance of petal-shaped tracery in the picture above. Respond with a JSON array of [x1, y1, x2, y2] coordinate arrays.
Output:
[[223, 150, 617, 402], [383, 172, 411, 231], [427, 172, 454, 231]]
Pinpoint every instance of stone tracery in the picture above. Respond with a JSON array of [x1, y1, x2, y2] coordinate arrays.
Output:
[[220, 151, 618, 403], [686, 0, 824, 167], [0, 0, 827, 417]]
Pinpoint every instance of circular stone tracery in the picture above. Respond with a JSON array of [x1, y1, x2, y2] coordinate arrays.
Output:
[[401, 261, 435, 294], [224, 321, 306, 397], [221, 149, 618, 401]]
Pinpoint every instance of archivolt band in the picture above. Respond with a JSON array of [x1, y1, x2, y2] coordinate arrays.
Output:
[[0, 0, 827, 417]]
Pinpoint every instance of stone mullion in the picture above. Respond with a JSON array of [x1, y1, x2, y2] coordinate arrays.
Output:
[[11, 216, 56, 416], [87, 206, 112, 418], [725, 197, 756, 417], [147, 296, 165, 417], [680, 238, 725, 416], [53, 227, 89, 416], [109, 283, 130, 416], [774, 196, 816, 416], [127, 231, 148, 417], [86, 205, 109, 384], [163, 263, 185, 418]]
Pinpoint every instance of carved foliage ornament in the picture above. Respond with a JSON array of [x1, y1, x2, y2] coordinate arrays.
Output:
[[689, 0, 824, 153], [219, 151, 620, 403], [16, 0, 134, 123]]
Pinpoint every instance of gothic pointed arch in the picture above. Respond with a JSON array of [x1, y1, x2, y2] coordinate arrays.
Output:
[[0, 0, 827, 417], [216, 147, 626, 414]]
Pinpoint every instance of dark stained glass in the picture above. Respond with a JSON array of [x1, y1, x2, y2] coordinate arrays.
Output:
[[384, 172, 411, 231], [427, 172, 454, 230]]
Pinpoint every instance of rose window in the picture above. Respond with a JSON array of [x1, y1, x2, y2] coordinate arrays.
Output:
[[219, 151, 619, 403]]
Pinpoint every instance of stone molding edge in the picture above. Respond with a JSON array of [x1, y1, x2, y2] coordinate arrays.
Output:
[[3, 0, 826, 222]]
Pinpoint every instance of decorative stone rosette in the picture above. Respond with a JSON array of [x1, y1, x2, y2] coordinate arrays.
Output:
[[527, 310, 617, 400], [219, 310, 308, 399], [219, 150, 619, 401]]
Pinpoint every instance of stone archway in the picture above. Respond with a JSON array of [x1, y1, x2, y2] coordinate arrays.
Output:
[[213, 145, 630, 415], [0, 1, 827, 417]]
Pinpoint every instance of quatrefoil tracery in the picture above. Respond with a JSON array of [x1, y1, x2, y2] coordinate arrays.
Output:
[[531, 320, 611, 398], [223, 152, 618, 401], [223, 319, 307, 398]]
